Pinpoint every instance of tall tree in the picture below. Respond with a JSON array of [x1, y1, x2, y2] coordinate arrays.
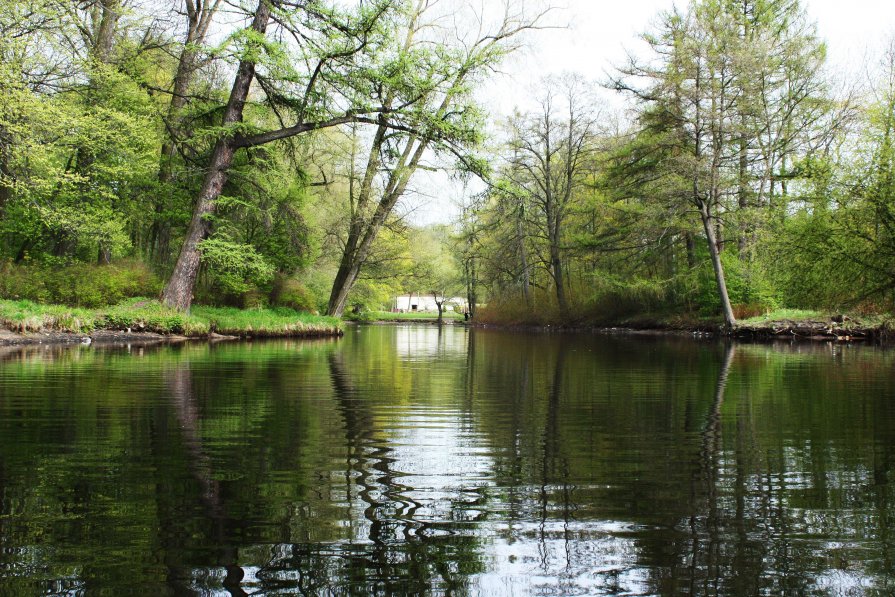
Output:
[[160, 0, 424, 310], [325, 1, 546, 316], [150, 0, 222, 262], [161, 0, 273, 310], [503, 75, 596, 316], [610, 0, 829, 327]]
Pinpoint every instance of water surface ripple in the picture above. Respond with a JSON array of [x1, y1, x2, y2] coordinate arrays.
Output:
[[1, 326, 894, 595]]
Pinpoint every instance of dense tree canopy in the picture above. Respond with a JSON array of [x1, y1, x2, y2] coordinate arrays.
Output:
[[1, 0, 894, 323]]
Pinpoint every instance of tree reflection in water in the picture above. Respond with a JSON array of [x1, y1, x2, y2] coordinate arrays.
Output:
[[1, 329, 895, 595], [164, 361, 249, 595]]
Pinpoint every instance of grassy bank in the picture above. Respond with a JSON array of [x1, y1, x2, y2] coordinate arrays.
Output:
[[0, 298, 342, 338], [346, 310, 464, 322]]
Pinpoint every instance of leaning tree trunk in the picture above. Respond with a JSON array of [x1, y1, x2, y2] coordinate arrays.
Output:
[[161, 1, 271, 311], [326, 122, 390, 316], [698, 199, 737, 328], [327, 138, 429, 316], [327, 260, 362, 317], [326, 18, 472, 317], [152, 2, 219, 262]]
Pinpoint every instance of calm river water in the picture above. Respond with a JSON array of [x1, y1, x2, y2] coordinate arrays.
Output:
[[1, 325, 894, 595]]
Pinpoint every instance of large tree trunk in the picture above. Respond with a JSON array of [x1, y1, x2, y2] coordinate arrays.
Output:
[[327, 138, 429, 316], [516, 206, 531, 306], [325, 10, 432, 317], [698, 199, 737, 328], [550, 241, 568, 316], [547, 206, 568, 316], [327, 260, 362, 317], [160, 142, 235, 310], [152, 1, 220, 263], [93, 0, 121, 63], [161, 1, 271, 311], [326, 121, 390, 316]]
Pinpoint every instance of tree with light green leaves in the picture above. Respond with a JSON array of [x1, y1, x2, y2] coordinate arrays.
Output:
[[609, 0, 831, 327]]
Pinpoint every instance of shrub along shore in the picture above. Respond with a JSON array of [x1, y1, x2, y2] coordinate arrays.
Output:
[[0, 298, 342, 345]]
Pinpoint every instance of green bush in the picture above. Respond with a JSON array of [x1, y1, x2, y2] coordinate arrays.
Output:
[[239, 289, 267, 309], [345, 279, 397, 314], [476, 288, 566, 326], [269, 275, 318, 313], [765, 213, 865, 311], [583, 274, 675, 322], [0, 260, 161, 307], [197, 236, 275, 296], [686, 251, 778, 317]]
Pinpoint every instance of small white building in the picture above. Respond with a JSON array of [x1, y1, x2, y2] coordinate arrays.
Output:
[[393, 294, 468, 313]]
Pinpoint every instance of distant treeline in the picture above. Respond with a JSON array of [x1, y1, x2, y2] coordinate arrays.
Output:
[[463, 1, 895, 326]]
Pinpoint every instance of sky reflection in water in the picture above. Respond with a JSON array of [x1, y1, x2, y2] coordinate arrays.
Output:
[[1, 326, 894, 595]]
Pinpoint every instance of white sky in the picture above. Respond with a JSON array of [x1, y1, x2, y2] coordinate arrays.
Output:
[[491, 0, 895, 112], [408, 0, 895, 225]]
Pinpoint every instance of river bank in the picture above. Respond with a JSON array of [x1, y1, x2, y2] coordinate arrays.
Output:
[[345, 310, 465, 323], [472, 310, 895, 344], [0, 298, 343, 346]]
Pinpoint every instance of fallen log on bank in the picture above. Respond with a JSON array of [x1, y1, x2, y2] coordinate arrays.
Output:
[[731, 318, 893, 343]]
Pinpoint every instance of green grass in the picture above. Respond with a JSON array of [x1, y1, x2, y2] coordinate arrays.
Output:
[[102, 298, 208, 334], [191, 305, 341, 336], [740, 309, 823, 324], [738, 309, 895, 331], [0, 297, 342, 337], [0, 299, 99, 333]]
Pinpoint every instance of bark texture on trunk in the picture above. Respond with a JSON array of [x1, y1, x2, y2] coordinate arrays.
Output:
[[326, 137, 429, 316], [152, 1, 220, 262], [550, 240, 568, 315], [699, 199, 737, 328], [517, 212, 531, 306], [161, 1, 271, 311], [93, 0, 121, 63]]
